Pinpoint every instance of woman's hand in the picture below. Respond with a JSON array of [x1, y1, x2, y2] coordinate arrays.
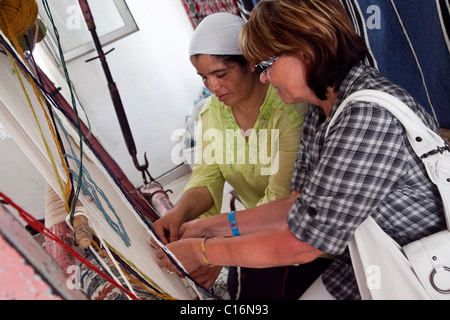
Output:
[[179, 218, 209, 239], [152, 209, 184, 245], [187, 265, 222, 289], [156, 237, 221, 288], [156, 238, 207, 277], [180, 213, 232, 240], [152, 187, 216, 245]]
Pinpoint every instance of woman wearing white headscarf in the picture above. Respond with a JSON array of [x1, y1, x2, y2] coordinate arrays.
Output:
[[153, 13, 325, 300]]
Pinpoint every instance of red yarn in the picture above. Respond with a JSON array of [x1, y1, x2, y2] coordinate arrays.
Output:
[[0, 191, 139, 300]]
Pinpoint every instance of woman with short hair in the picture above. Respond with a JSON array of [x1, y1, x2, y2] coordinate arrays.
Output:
[[157, 1, 445, 300]]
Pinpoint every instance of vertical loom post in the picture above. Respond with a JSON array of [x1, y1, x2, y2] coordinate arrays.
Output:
[[78, 0, 154, 186], [46, 222, 74, 272], [45, 185, 93, 266], [44, 184, 75, 273]]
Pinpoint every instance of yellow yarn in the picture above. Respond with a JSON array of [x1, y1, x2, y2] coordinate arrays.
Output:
[[1, 0, 72, 211], [0, 0, 38, 39]]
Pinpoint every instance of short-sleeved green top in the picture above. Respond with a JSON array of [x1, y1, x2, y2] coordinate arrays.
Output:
[[185, 85, 308, 217]]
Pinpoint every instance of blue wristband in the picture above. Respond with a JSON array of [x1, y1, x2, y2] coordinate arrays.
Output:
[[228, 211, 240, 236]]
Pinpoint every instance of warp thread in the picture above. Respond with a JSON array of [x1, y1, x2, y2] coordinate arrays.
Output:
[[40, 0, 85, 220], [0, 0, 73, 211], [51, 106, 130, 247], [44, 182, 67, 228]]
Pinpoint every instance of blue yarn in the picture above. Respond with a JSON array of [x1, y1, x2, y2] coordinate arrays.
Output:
[[65, 154, 131, 247], [54, 113, 131, 247]]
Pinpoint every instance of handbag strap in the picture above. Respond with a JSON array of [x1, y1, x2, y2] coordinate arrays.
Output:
[[326, 89, 450, 229]]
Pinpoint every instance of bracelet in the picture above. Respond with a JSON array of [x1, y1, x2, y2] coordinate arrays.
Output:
[[228, 211, 240, 236], [201, 236, 215, 267]]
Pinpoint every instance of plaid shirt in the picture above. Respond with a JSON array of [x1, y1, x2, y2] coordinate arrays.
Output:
[[287, 63, 445, 300]]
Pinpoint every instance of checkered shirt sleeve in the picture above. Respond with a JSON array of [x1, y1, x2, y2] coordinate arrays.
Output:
[[288, 101, 413, 254], [286, 64, 445, 299]]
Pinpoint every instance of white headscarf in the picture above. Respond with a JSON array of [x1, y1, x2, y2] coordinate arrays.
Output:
[[189, 12, 245, 56]]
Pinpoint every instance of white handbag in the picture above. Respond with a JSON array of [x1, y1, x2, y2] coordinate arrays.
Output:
[[326, 90, 450, 300]]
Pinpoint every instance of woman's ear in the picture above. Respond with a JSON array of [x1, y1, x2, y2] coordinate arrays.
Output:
[[248, 61, 256, 73], [298, 50, 311, 65]]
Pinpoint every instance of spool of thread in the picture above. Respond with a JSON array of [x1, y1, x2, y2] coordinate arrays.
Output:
[[72, 209, 93, 249], [0, 0, 38, 39]]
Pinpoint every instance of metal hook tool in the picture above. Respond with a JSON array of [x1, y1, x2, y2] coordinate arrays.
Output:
[[132, 151, 155, 185], [78, 0, 153, 185]]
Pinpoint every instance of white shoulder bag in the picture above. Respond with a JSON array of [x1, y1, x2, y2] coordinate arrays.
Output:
[[326, 89, 450, 300]]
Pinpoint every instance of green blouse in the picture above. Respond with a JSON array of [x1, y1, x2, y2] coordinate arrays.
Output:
[[185, 85, 308, 217]]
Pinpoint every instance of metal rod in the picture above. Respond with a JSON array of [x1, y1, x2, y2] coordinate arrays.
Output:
[[77, 0, 152, 183]]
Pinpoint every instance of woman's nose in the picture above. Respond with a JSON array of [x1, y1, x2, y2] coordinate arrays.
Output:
[[206, 77, 221, 93]]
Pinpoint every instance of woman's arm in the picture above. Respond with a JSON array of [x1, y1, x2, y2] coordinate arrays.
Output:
[[207, 224, 324, 268], [179, 190, 301, 238], [157, 222, 324, 273]]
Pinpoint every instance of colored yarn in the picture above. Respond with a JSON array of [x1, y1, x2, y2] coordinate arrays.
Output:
[[0, 191, 139, 300], [6, 51, 72, 211], [64, 153, 131, 247], [90, 241, 176, 300], [0, 0, 38, 39], [17, 19, 46, 52], [41, 0, 85, 218]]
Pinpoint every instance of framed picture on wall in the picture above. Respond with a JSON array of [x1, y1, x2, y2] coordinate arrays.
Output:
[[37, 0, 138, 62]]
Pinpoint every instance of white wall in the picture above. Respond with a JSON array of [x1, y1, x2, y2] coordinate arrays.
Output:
[[0, 0, 202, 218]]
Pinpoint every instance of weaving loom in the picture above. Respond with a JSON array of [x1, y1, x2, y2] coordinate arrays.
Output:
[[0, 36, 206, 301], [0, 0, 211, 300]]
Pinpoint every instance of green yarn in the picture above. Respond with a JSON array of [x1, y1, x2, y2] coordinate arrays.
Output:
[[17, 18, 46, 52]]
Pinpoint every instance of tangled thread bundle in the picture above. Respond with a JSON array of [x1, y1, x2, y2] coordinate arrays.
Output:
[[0, 0, 38, 39]]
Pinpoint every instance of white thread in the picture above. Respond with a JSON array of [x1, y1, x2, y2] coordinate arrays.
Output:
[[436, 0, 450, 54], [236, 266, 242, 300], [88, 242, 134, 300]]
